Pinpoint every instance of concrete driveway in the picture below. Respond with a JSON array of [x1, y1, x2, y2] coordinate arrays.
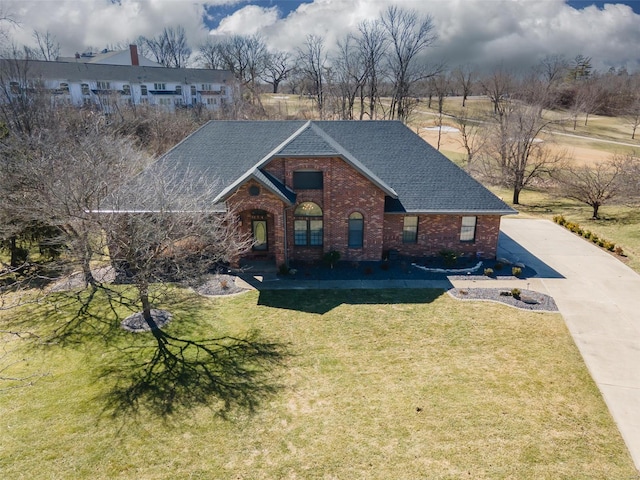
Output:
[[497, 218, 640, 470]]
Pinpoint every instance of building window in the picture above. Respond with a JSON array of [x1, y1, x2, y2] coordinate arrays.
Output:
[[154, 83, 166, 90], [175, 85, 182, 95], [158, 98, 172, 106], [190, 85, 196, 96], [59, 82, 69, 92], [460, 216, 477, 242], [348, 212, 364, 248], [81, 83, 90, 95], [9, 81, 20, 94], [402, 216, 418, 243], [206, 97, 217, 105], [121, 84, 131, 95], [96, 81, 110, 90], [249, 185, 260, 196], [220, 86, 226, 95], [140, 85, 148, 96], [293, 171, 323, 190], [201, 83, 212, 91], [294, 202, 323, 246]]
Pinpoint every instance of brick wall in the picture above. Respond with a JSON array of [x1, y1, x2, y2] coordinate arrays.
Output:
[[383, 214, 501, 259], [276, 157, 387, 263], [228, 159, 503, 266]]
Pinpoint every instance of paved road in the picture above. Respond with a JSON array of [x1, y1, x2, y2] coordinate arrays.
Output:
[[497, 218, 640, 470]]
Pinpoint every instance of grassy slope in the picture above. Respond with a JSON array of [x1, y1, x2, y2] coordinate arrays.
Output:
[[1, 288, 636, 479]]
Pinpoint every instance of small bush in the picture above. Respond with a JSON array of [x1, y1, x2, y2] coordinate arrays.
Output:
[[219, 279, 229, 290], [512, 266, 522, 277], [603, 241, 615, 251], [440, 249, 458, 267], [582, 230, 592, 239], [511, 288, 521, 299], [323, 250, 341, 268], [484, 267, 494, 277], [494, 262, 503, 271], [278, 263, 290, 275], [553, 215, 566, 225], [499, 291, 512, 297], [591, 234, 599, 243], [614, 245, 624, 256], [597, 239, 605, 247]]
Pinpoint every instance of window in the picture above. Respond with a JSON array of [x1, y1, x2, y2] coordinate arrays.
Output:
[[293, 171, 323, 190], [249, 185, 260, 196], [158, 98, 172, 106], [206, 97, 217, 105], [140, 85, 148, 96], [402, 216, 418, 243], [9, 81, 20, 94], [175, 85, 182, 95], [81, 83, 90, 95], [121, 84, 131, 95], [294, 202, 323, 246], [59, 82, 69, 92], [190, 85, 197, 96], [154, 83, 166, 90], [201, 83, 212, 91], [220, 86, 226, 95], [348, 212, 364, 248], [96, 81, 110, 90], [460, 216, 477, 242]]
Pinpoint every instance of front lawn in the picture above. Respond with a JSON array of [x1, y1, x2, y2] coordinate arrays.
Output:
[[1, 288, 636, 479]]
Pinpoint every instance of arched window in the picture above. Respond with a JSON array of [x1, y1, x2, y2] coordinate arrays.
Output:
[[294, 202, 323, 246], [348, 212, 364, 248]]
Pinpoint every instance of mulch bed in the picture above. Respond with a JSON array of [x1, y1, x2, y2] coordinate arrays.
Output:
[[121, 309, 173, 332], [448, 288, 558, 312], [195, 274, 249, 297]]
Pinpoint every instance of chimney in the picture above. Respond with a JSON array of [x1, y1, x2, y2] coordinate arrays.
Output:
[[130, 44, 139, 66]]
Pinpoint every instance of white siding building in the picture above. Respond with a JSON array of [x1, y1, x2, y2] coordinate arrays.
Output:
[[0, 57, 235, 112]]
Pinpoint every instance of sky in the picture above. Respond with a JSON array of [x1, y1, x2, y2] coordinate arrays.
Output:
[[3, 0, 640, 73]]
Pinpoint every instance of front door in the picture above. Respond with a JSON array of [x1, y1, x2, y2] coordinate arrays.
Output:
[[252, 220, 268, 251]]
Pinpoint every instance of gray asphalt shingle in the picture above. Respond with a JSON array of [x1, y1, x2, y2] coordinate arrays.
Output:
[[127, 120, 514, 215]]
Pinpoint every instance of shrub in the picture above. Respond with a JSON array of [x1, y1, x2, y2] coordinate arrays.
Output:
[[219, 278, 229, 289], [553, 215, 566, 225], [323, 250, 341, 268], [614, 245, 624, 256], [499, 291, 512, 297], [512, 266, 522, 277], [439, 249, 458, 267], [483, 267, 494, 277], [591, 234, 599, 243], [278, 263, 290, 275], [597, 239, 605, 247], [603, 241, 615, 251], [511, 288, 521, 299], [582, 230, 592, 239], [494, 262, 503, 271]]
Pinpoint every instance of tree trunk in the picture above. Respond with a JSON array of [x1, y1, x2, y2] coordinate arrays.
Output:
[[140, 287, 153, 324], [512, 187, 521, 205], [9, 236, 20, 268], [592, 203, 600, 219]]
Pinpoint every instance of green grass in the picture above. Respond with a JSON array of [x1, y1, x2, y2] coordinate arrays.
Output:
[[1, 287, 637, 479]]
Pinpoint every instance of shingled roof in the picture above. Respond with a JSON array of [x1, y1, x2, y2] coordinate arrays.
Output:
[[127, 120, 515, 215]]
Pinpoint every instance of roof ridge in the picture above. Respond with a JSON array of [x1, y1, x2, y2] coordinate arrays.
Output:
[[308, 122, 398, 198]]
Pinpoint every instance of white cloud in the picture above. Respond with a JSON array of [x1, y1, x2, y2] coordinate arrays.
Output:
[[2, 0, 639, 72]]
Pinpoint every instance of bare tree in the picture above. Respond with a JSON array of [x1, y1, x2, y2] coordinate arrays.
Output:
[[380, 5, 438, 122], [331, 33, 370, 120], [480, 66, 513, 116], [104, 164, 251, 325], [357, 19, 387, 119], [481, 102, 565, 204], [196, 37, 225, 69], [452, 64, 476, 107], [297, 34, 327, 117], [262, 50, 295, 94], [554, 155, 633, 218], [140, 26, 191, 68], [453, 111, 485, 170], [29, 29, 60, 61]]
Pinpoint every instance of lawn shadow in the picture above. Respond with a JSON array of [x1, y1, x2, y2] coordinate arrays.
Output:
[[497, 232, 565, 279], [257, 288, 444, 314], [98, 325, 289, 418]]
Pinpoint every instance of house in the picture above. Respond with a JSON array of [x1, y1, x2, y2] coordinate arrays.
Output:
[[0, 56, 234, 112], [120, 120, 516, 267]]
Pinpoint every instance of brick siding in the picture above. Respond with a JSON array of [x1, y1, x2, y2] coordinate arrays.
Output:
[[227, 157, 502, 266]]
